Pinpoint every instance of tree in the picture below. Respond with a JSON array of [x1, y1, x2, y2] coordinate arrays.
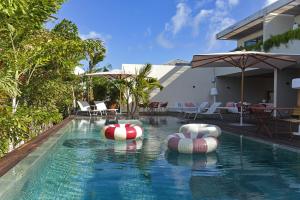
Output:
[[0, 0, 66, 112], [118, 64, 163, 118], [84, 39, 106, 102]]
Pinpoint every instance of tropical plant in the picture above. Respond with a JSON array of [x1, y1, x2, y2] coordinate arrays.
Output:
[[117, 64, 163, 118], [84, 39, 106, 102], [0, 1, 98, 157]]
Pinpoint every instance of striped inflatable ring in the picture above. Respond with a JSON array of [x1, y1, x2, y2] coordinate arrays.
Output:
[[179, 124, 221, 138], [167, 133, 218, 154], [103, 124, 143, 140]]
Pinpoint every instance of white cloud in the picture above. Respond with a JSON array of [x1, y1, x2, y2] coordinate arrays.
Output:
[[265, 0, 278, 6], [192, 9, 213, 36], [171, 3, 191, 35], [80, 31, 112, 43], [156, 0, 238, 49], [216, 0, 226, 9], [156, 32, 174, 49], [229, 0, 239, 7]]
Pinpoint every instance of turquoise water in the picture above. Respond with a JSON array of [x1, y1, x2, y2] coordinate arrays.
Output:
[[2, 116, 300, 199]]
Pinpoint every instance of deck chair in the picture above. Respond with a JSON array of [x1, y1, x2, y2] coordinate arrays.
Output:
[[195, 102, 222, 120], [94, 101, 118, 115], [76, 101, 91, 116], [184, 102, 209, 119]]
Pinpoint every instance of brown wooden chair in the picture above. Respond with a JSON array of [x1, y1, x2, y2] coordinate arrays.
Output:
[[250, 104, 273, 137], [148, 102, 160, 113], [159, 102, 168, 112]]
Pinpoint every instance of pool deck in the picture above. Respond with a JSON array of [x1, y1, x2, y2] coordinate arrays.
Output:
[[0, 116, 73, 177]]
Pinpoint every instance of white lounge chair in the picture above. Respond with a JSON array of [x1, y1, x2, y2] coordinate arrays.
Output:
[[76, 101, 92, 116], [94, 101, 118, 115], [194, 102, 222, 120], [184, 102, 209, 119], [167, 102, 183, 112]]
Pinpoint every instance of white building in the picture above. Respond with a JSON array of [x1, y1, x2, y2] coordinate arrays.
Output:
[[216, 0, 300, 108], [123, 0, 300, 108], [122, 60, 217, 107]]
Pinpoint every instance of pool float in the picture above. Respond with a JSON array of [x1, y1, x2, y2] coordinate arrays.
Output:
[[167, 124, 221, 154], [103, 124, 143, 140], [179, 124, 221, 138]]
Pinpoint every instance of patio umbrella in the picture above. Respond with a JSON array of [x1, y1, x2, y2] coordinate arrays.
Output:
[[85, 69, 135, 113], [191, 51, 300, 126]]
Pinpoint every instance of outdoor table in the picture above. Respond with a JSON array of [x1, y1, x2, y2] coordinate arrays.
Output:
[[251, 107, 295, 138]]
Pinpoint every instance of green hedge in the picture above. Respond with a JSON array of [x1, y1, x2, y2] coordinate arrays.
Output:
[[263, 28, 300, 51], [235, 28, 300, 52]]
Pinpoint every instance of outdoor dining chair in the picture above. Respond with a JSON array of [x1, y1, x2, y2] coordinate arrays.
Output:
[[250, 104, 273, 138]]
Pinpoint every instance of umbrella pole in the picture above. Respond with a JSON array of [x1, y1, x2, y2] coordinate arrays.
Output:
[[240, 68, 245, 126]]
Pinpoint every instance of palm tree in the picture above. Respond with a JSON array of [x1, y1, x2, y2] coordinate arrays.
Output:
[[84, 39, 106, 102], [119, 64, 163, 117]]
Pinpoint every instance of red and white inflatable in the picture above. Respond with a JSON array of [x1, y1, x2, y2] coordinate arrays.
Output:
[[167, 124, 221, 154], [103, 124, 143, 140]]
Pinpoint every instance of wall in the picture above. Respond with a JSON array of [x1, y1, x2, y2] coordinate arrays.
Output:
[[295, 14, 300, 24], [151, 67, 214, 106], [277, 69, 300, 107], [263, 14, 294, 41], [122, 64, 215, 107], [269, 40, 300, 54], [122, 64, 175, 80], [217, 76, 273, 104]]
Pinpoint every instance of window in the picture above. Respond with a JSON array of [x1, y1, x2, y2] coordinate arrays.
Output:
[[244, 36, 263, 47]]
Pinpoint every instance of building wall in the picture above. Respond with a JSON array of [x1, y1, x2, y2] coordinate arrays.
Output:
[[122, 64, 175, 80], [295, 14, 300, 24], [269, 40, 300, 54], [237, 30, 263, 47], [151, 67, 215, 106], [122, 64, 215, 107], [263, 14, 294, 41], [217, 76, 273, 104], [276, 69, 300, 107]]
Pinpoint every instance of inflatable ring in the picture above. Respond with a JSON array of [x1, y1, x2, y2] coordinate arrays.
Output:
[[167, 133, 218, 154], [179, 124, 221, 138], [103, 124, 143, 140]]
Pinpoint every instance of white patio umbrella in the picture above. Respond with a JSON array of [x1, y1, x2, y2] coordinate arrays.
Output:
[[85, 69, 135, 113], [191, 51, 300, 126]]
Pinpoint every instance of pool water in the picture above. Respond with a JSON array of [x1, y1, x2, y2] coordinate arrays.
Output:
[[1, 116, 300, 200]]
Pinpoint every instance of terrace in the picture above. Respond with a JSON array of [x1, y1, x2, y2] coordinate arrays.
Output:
[[2, 0, 300, 199]]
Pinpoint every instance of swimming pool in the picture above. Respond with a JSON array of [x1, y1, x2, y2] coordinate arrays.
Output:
[[1, 116, 300, 199]]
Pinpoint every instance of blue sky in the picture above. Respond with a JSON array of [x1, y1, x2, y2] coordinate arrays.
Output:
[[52, 0, 278, 69]]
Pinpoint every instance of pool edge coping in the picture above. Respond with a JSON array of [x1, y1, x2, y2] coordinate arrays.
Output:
[[0, 116, 74, 177]]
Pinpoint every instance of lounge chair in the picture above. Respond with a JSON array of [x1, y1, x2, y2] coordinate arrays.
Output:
[[167, 102, 183, 112], [184, 102, 209, 119], [194, 102, 222, 120], [183, 102, 197, 113], [76, 101, 92, 116], [226, 102, 239, 114], [94, 101, 118, 115]]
